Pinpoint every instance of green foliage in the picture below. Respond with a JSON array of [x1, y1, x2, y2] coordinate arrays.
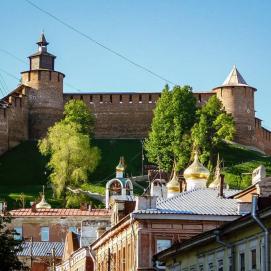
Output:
[[145, 85, 197, 171], [39, 101, 101, 206], [0, 215, 27, 270], [63, 99, 95, 135], [192, 95, 235, 165]]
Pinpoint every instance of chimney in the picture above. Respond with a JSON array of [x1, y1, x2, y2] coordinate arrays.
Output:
[[252, 165, 266, 185], [218, 174, 225, 198], [256, 177, 271, 197], [135, 196, 157, 211], [31, 202, 37, 213]]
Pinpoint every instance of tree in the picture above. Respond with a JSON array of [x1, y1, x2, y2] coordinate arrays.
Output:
[[63, 99, 95, 135], [144, 85, 197, 171], [192, 95, 235, 166], [39, 100, 100, 205], [0, 214, 27, 270]]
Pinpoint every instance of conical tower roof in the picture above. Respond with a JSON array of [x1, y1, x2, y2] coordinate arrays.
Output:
[[213, 65, 256, 91]]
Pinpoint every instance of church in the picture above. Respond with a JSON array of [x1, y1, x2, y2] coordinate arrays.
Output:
[[0, 33, 270, 156]]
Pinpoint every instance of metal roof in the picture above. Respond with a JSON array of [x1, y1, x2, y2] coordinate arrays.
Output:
[[154, 188, 241, 216], [10, 208, 110, 217], [17, 242, 64, 257]]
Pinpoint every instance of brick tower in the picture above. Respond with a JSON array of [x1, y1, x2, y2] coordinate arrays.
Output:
[[213, 65, 256, 146], [21, 33, 65, 139]]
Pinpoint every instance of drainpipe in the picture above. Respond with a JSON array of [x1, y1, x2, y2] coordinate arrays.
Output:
[[214, 230, 235, 271], [251, 194, 269, 271]]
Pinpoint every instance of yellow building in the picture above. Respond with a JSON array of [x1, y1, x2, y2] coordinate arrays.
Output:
[[155, 195, 271, 271]]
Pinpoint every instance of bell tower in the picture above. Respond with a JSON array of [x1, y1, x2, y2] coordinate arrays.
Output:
[[21, 33, 65, 139]]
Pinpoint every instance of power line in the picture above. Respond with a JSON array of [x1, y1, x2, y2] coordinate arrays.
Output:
[[0, 48, 28, 64], [0, 48, 82, 93], [0, 67, 21, 82], [24, 0, 176, 85]]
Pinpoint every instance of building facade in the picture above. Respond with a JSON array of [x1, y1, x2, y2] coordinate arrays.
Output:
[[155, 198, 271, 271], [0, 34, 271, 156]]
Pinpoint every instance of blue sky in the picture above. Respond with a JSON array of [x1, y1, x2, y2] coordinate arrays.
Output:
[[1, 0, 271, 128]]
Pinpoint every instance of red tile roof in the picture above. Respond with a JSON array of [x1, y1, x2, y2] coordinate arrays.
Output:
[[10, 208, 111, 217]]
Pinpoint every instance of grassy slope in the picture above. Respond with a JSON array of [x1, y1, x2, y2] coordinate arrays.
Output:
[[0, 139, 143, 208], [0, 140, 270, 208]]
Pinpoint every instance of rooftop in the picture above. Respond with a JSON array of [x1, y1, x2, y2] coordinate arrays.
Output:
[[10, 208, 110, 217], [18, 241, 64, 257], [154, 188, 241, 216]]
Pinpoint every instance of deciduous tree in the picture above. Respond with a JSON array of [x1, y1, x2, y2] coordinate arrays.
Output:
[[0, 214, 27, 270], [144, 85, 197, 171], [39, 100, 100, 205], [192, 95, 235, 166]]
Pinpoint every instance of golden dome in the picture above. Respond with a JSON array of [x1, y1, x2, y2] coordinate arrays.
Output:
[[116, 156, 125, 172], [184, 152, 210, 180], [166, 171, 180, 193], [36, 195, 51, 209]]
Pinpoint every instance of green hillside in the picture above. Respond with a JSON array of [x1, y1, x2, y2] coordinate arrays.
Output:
[[0, 140, 270, 209]]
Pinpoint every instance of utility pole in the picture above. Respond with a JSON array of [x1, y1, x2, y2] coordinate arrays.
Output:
[[141, 139, 144, 176], [51, 247, 56, 271], [30, 236, 33, 270]]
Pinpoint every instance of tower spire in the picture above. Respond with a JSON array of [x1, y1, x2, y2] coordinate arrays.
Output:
[[37, 32, 49, 53]]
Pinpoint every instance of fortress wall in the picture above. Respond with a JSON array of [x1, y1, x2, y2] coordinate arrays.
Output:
[[63, 92, 214, 139], [0, 108, 8, 155], [0, 90, 29, 155], [6, 95, 29, 149], [255, 118, 271, 154], [64, 93, 160, 138], [21, 70, 64, 139]]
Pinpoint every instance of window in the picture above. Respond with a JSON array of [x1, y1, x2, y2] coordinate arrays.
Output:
[[69, 226, 77, 233], [217, 259, 223, 271], [228, 256, 233, 271], [156, 239, 172, 253], [139, 94, 142, 103], [240, 253, 245, 271], [119, 95, 122, 103], [14, 227, 22, 240], [156, 239, 172, 269], [208, 262, 214, 271], [129, 94, 132, 103], [198, 264, 204, 271], [251, 249, 256, 270], [41, 226, 49, 241], [100, 95, 103, 103]]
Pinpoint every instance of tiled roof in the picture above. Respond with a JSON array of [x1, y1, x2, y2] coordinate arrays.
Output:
[[154, 188, 241, 216], [10, 208, 111, 217], [17, 242, 64, 257]]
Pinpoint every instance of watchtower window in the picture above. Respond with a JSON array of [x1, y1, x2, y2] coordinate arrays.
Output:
[[49, 71, 52, 81], [80, 95, 83, 100], [100, 95, 103, 103], [38, 70, 41, 81], [120, 95, 123, 103], [27, 72, 31, 82], [57, 73, 60, 82], [129, 94, 132, 103], [110, 95, 113, 103], [139, 94, 142, 103], [70, 96, 73, 100], [199, 94, 202, 102], [89, 95, 93, 103]]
